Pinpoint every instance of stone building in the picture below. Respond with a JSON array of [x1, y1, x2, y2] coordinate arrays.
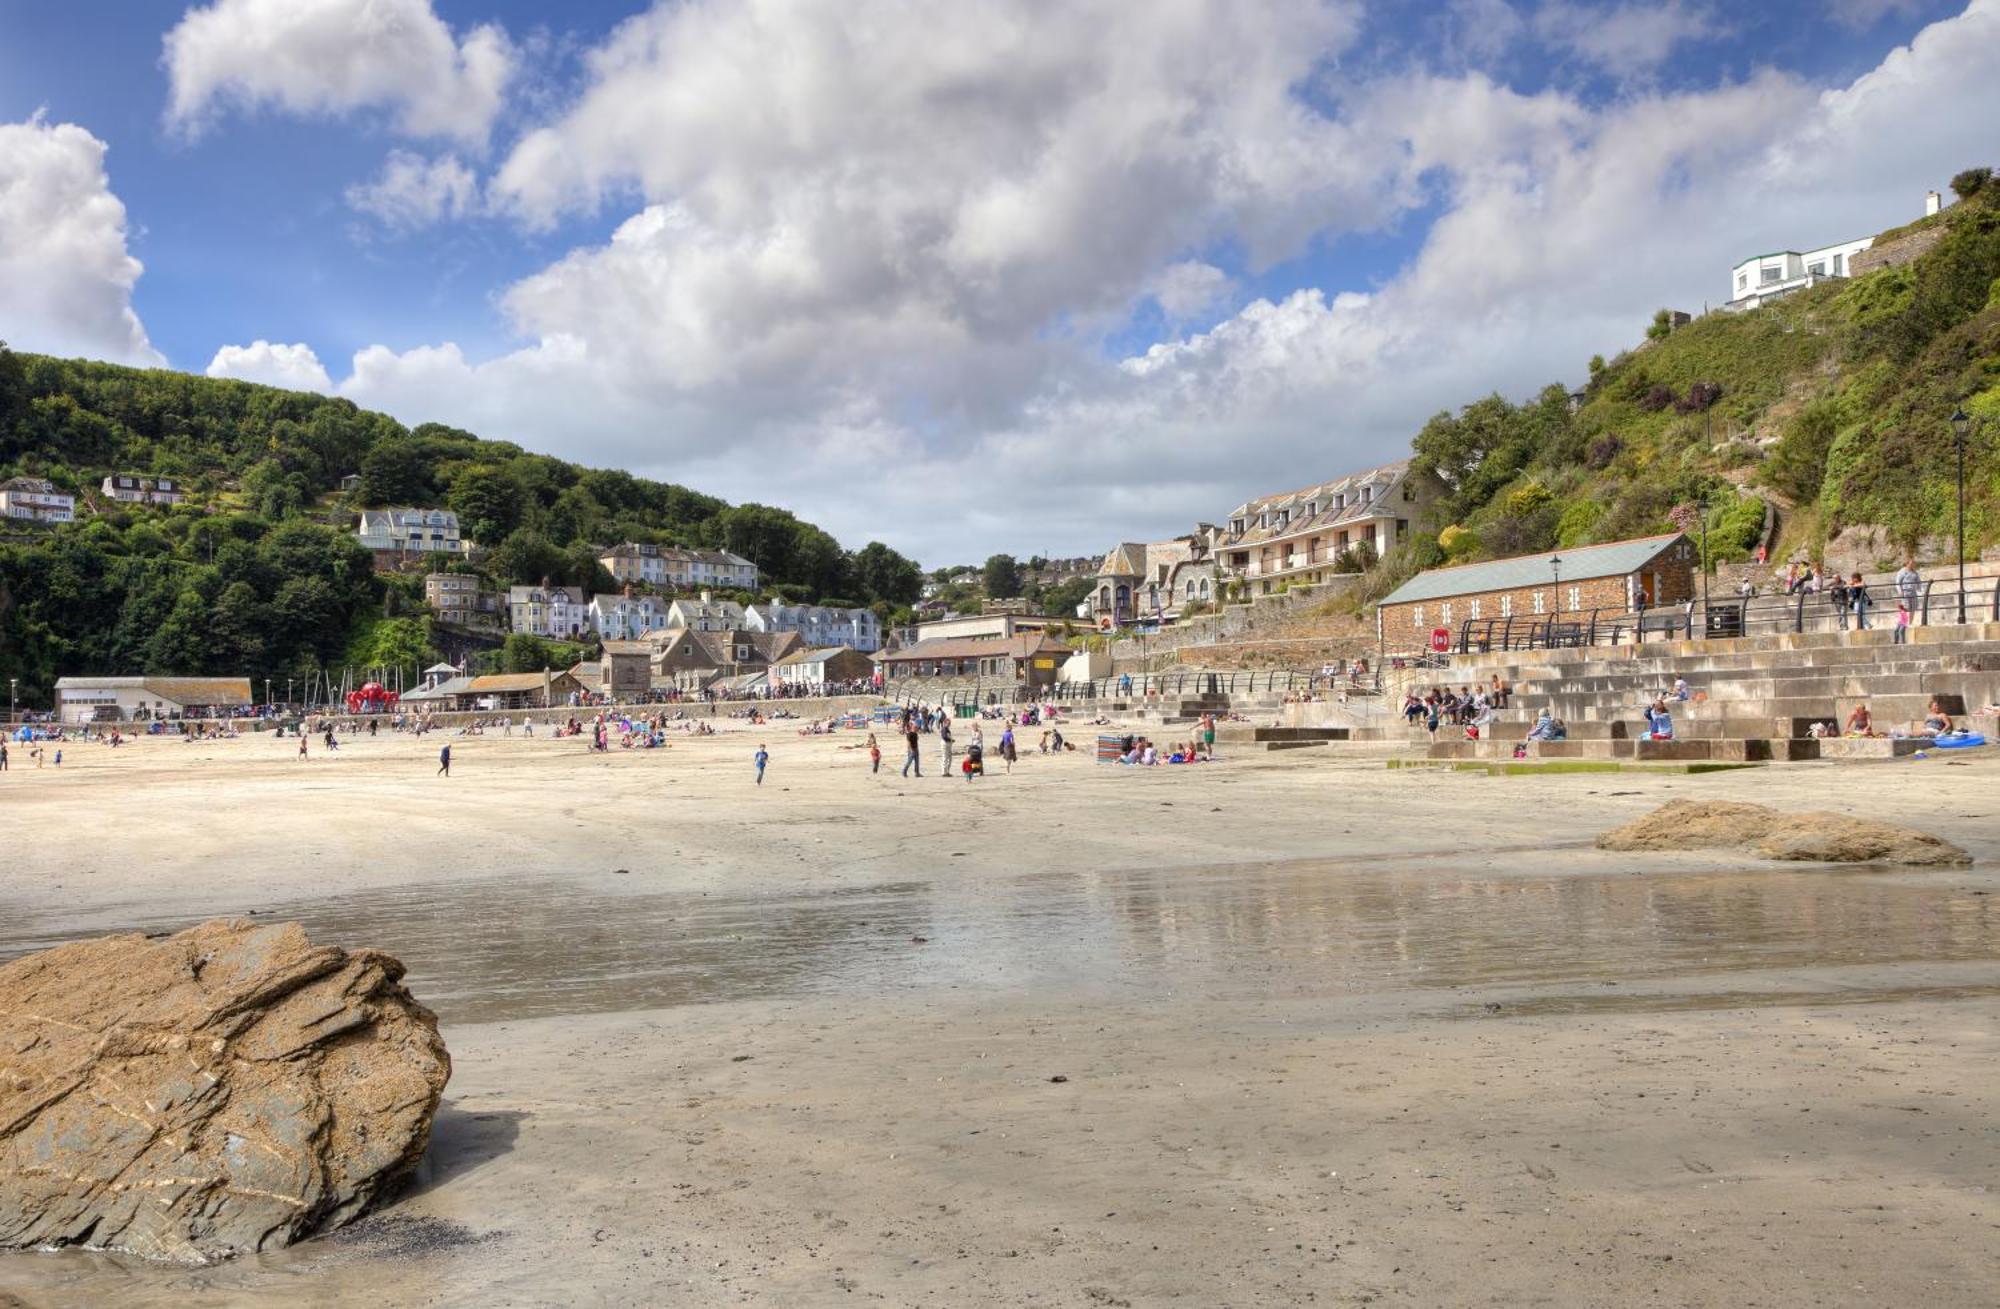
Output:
[[1091, 530, 1219, 629], [599, 641, 654, 700], [1376, 533, 1696, 651], [424, 573, 501, 629]]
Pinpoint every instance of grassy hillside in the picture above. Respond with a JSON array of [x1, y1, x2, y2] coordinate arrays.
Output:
[[0, 354, 923, 702], [1382, 168, 2000, 596]]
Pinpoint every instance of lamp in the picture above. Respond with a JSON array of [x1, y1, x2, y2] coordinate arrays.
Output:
[[1550, 553, 1562, 610], [1950, 407, 1971, 624]]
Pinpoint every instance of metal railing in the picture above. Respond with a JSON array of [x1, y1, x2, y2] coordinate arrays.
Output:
[[1445, 577, 2000, 657]]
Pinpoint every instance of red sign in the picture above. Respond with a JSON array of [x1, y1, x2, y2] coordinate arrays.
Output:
[[1429, 627, 1450, 653]]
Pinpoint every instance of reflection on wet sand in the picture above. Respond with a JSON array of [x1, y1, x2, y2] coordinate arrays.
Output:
[[3, 861, 1992, 1024]]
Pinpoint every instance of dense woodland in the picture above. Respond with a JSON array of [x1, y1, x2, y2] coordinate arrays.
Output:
[[0, 353, 922, 701]]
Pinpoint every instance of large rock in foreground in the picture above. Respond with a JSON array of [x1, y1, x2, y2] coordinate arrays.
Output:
[[0, 919, 448, 1263], [1597, 799, 1971, 866]]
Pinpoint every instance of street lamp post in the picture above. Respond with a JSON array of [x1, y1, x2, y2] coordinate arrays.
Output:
[[1950, 407, 1971, 625], [8, 677, 15, 724], [1550, 553, 1562, 603]]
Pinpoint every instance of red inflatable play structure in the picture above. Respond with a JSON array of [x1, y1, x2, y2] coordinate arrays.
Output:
[[344, 682, 400, 714]]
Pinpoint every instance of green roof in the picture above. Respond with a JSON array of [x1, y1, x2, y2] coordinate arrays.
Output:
[[1379, 534, 1686, 607]]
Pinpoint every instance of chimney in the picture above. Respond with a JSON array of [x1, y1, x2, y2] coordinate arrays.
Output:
[[1926, 190, 1942, 217]]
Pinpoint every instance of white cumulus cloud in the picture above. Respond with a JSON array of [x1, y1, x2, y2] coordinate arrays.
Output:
[[164, 0, 514, 145], [206, 340, 334, 391], [325, 0, 2000, 563], [1535, 1, 1725, 77], [0, 114, 161, 367], [345, 150, 478, 231]]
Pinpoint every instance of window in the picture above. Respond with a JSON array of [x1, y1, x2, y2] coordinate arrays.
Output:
[[1736, 271, 1747, 292], [1807, 261, 1825, 277], [1532, 591, 1545, 614], [1760, 264, 1783, 286], [1500, 594, 1513, 618], [1412, 606, 1424, 628], [1832, 253, 1844, 275], [1440, 602, 1452, 625], [1469, 598, 1482, 619], [1567, 586, 1581, 612]]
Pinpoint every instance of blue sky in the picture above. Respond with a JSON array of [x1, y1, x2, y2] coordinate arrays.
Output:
[[0, 0, 1989, 560]]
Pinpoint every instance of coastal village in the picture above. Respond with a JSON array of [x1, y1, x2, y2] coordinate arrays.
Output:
[[4, 6, 2000, 1304]]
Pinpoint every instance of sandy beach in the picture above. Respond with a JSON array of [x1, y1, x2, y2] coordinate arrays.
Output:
[[2, 719, 1996, 1307]]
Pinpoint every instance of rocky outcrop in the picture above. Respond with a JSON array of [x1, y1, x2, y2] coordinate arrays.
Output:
[[1597, 799, 1971, 866], [0, 920, 448, 1263]]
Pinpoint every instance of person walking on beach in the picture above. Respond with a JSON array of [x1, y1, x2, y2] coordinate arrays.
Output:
[[297, 733, 308, 760], [754, 743, 769, 786], [438, 742, 451, 776], [1000, 724, 1017, 773], [0, 739, 8, 771], [867, 733, 882, 774], [939, 718, 954, 774], [902, 724, 922, 777]]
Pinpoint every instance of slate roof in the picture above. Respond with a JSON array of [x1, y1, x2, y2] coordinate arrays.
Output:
[[1378, 534, 1686, 606], [1220, 459, 1415, 546]]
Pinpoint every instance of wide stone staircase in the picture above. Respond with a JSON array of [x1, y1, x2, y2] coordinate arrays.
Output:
[[1410, 621, 2000, 766]]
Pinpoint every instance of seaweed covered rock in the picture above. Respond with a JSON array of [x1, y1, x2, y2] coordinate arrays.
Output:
[[1597, 799, 1970, 866]]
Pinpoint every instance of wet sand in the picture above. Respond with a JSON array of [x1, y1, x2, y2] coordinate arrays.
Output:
[[2, 725, 1996, 1306]]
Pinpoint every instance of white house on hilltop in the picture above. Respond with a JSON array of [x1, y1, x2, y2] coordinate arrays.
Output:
[[1725, 190, 1945, 311], [356, 507, 469, 555], [0, 477, 75, 523]]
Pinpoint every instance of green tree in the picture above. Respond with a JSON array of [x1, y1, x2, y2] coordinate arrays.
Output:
[[447, 465, 525, 546], [487, 529, 568, 586], [356, 438, 432, 505], [852, 541, 923, 606], [981, 553, 1021, 599], [146, 590, 213, 672]]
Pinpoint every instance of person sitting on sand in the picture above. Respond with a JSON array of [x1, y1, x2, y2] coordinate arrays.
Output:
[[1844, 703, 1875, 737]]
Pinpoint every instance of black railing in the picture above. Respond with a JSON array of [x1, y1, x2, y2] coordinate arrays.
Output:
[[1445, 577, 2000, 657]]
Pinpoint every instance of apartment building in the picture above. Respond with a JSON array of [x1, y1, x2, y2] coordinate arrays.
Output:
[[1216, 459, 1443, 596], [743, 600, 883, 652], [597, 541, 760, 591], [101, 474, 187, 506], [0, 477, 75, 523]]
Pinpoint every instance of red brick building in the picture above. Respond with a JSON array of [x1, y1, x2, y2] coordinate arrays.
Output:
[[1377, 533, 1696, 651]]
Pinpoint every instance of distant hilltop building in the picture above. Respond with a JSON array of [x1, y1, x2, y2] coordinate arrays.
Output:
[[355, 507, 468, 556], [598, 541, 759, 591], [1725, 189, 1945, 311], [1216, 459, 1444, 597], [0, 477, 75, 523], [101, 474, 187, 507]]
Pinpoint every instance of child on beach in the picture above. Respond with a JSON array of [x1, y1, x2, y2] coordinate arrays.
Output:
[[1894, 599, 1911, 644], [867, 733, 882, 773], [754, 743, 769, 786], [438, 743, 451, 776]]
